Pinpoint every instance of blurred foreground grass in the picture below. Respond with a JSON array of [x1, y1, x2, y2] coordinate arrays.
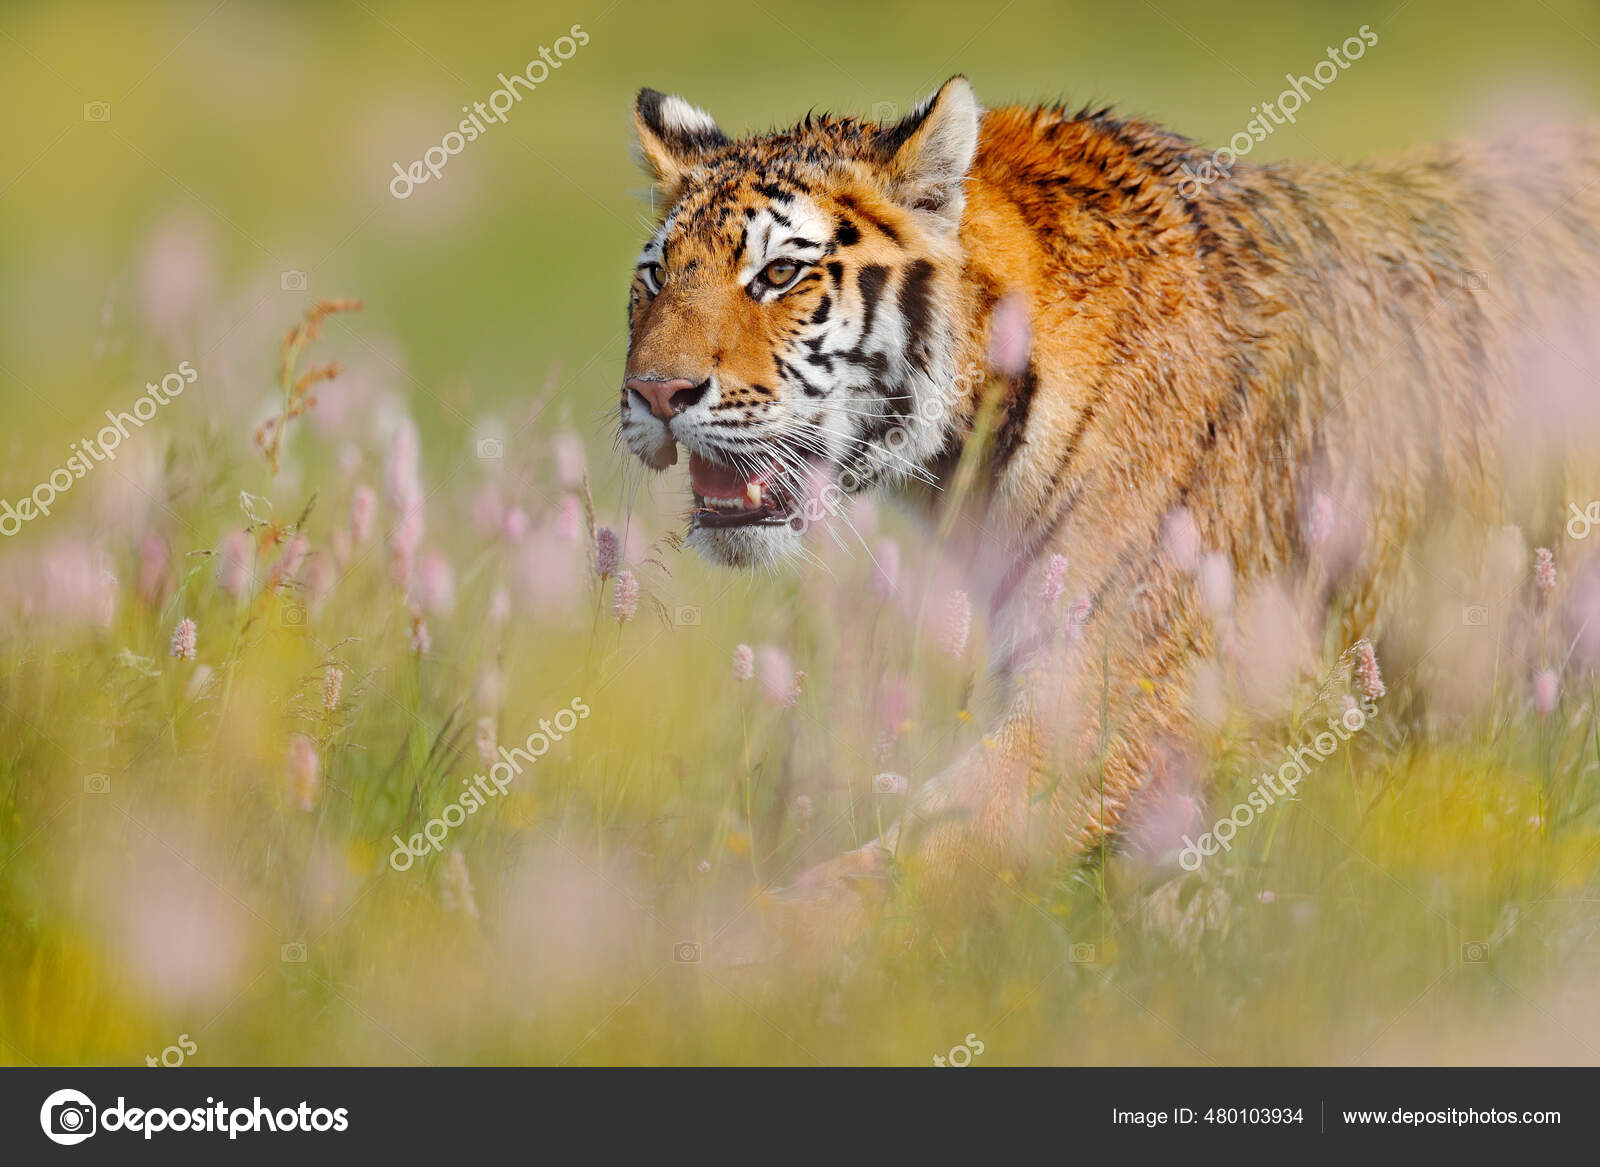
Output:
[[2, 304, 1599, 1065]]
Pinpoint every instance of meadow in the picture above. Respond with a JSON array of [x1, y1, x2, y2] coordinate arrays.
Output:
[[2, 0, 1600, 1066]]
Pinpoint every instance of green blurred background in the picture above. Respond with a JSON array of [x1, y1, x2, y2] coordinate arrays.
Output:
[[2, 0, 1596, 510]]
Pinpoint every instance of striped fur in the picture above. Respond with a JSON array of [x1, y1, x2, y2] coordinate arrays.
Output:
[[620, 77, 1600, 948]]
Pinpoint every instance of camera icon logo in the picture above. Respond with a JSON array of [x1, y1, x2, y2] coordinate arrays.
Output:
[[673, 941, 701, 963], [83, 773, 110, 795], [1461, 940, 1489, 963], [1461, 605, 1489, 627], [83, 102, 111, 122], [281, 941, 307, 963], [869, 100, 900, 122], [673, 605, 701, 627], [476, 437, 504, 460], [281, 603, 306, 627], [873, 771, 909, 795], [40, 1088, 96, 1145], [1069, 941, 1097, 964], [280, 269, 307, 292], [1462, 270, 1489, 292]]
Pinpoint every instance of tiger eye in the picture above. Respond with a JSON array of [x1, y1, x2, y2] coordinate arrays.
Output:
[[761, 259, 799, 287]]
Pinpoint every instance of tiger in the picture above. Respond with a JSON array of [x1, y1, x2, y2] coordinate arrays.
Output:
[[617, 76, 1600, 953]]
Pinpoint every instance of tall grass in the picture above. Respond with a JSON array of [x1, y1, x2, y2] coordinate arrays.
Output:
[[2, 293, 1599, 1066]]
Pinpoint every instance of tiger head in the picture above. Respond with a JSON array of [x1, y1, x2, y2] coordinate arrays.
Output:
[[620, 77, 981, 569]]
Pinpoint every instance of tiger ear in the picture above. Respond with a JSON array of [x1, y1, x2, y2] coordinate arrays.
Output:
[[634, 88, 728, 203], [875, 76, 980, 229]]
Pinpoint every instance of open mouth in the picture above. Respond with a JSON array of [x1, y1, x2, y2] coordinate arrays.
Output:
[[688, 450, 805, 529]]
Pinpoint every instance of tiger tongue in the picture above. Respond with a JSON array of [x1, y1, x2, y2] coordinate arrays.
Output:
[[689, 452, 764, 507]]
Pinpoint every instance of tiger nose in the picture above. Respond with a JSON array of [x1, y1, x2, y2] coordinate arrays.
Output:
[[625, 377, 709, 421]]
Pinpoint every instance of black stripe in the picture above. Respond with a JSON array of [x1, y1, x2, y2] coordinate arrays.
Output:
[[857, 265, 889, 337], [992, 362, 1041, 471], [897, 259, 936, 373], [837, 195, 900, 244]]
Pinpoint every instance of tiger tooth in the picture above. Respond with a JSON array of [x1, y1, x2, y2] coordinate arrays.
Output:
[[746, 481, 762, 506]]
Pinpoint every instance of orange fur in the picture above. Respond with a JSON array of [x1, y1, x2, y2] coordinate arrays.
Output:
[[619, 78, 1600, 954]]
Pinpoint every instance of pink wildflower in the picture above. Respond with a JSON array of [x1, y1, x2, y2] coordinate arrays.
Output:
[[476, 666, 504, 713], [288, 734, 320, 812], [1198, 552, 1235, 616], [384, 419, 421, 513], [987, 292, 1032, 378], [169, 617, 197, 661], [552, 430, 586, 489], [938, 589, 972, 660], [594, 526, 621, 578], [138, 533, 169, 605], [441, 848, 478, 919], [1535, 547, 1557, 596], [215, 531, 252, 596], [416, 552, 456, 615], [408, 605, 431, 655], [329, 526, 352, 570], [502, 506, 530, 542], [732, 643, 755, 682], [350, 484, 377, 545], [140, 216, 215, 341], [389, 546, 415, 591], [1307, 492, 1335, 548], [1161, 509, 1201, 573], [471, 482, 504, 536], [1355, 639, 1387, 701], [758, 645, 795, 706], [1533, 668, 1559, 716], [476, 716, 498, 766], [1041, 553, 1069, 605], [390, 495, 424, 560], [267, 533, 308, 590], [556, 495, 583, 543], [304, 555, 335, 614], [488, 586, 511, 627], [613, 569, 639, 623]]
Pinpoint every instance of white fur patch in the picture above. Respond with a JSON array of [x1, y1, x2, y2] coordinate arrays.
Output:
[[659, 95, 719, 138]]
